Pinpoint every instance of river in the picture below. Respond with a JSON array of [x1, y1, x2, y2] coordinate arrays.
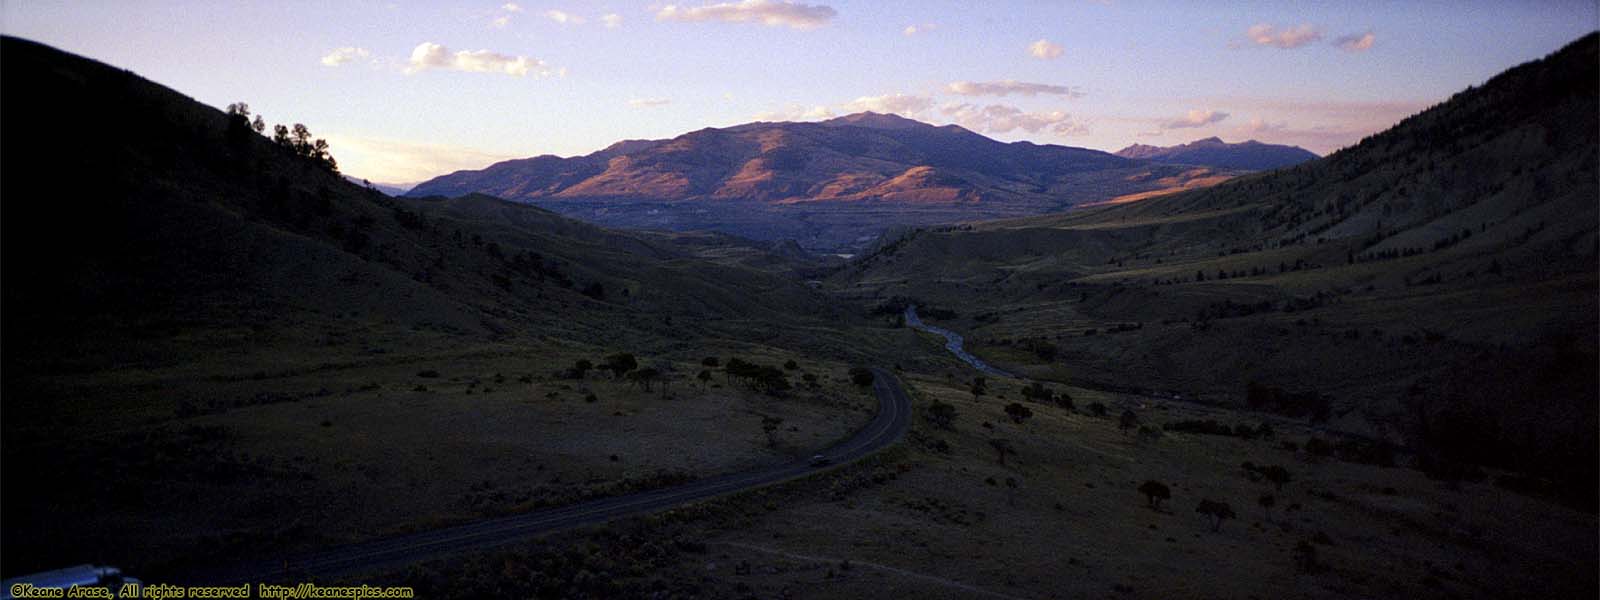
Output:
[[904, 305, 1014, 378]]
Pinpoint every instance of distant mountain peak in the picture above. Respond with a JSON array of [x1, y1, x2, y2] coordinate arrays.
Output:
[[1115, 137, 1317, 171], [823, 111, 928, 130]]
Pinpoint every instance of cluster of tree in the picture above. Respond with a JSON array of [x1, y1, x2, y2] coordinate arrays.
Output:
[[503, 250, 569, 287], [1018, 382, 1073, 410], [227, 103, 337, 172], [1138, 481, 1238, 531], [1304, 436, 1396, 467], [870, 297, 958, 320], [1241, 462, 1293, 491], [1163, 419, 1274, 440], [724, 358, 791, 394], [1245, 382, 1332, 423], [561, 359, 595, 379], [848, 367, 875, 387], [1016, 338, 1057, 361]]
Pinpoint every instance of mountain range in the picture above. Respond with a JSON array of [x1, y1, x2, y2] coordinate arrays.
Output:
[[1115, 136, 1319, 170], [408, 112, 1245, 251]]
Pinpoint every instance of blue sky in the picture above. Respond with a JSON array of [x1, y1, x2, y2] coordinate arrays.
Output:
[[4, 1, 1596, 183]]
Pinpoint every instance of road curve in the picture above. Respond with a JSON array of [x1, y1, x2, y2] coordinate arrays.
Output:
[[190, 367, 911, 584]]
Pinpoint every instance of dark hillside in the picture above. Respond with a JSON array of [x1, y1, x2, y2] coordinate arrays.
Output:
[[835, 33, 1599, 506]]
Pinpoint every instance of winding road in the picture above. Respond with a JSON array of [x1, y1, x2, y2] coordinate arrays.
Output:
[[904, 305, 1014, 378], [192, 367, 911, 584]]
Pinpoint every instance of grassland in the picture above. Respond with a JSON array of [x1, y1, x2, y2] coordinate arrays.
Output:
[[366, 367, 1598, 599]]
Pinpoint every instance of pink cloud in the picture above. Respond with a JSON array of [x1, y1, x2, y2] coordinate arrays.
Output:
[[1335, 31, 1375, 52], [1245, 23, 1322, 49]]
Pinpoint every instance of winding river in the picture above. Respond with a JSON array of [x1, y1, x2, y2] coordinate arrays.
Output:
[[904, 305, 1014, 378]]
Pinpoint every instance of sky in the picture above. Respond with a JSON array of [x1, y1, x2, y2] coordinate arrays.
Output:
[[4, 1, 1596, 184]]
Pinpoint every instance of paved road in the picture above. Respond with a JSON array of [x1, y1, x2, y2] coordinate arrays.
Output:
[[191, 367, 911, 584], [904, 305, 1014, 378]]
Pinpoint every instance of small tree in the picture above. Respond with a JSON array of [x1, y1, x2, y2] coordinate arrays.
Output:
[[970, 378, 987, 402], [702, 357, 720, 368], [1262, 465, 1292, 492], [927, 399, 958, 430], [761, 416, 783, 447], [1258, 493, 1276, 522], [783, 359, 798, 370], [605, 353, 638, 380], [1138, 480, 1171, 510], [697, 369, 713, 388], [1089, 402, 1107, 417], [1119, 409, 1139, 435], [1292, 540, 1319, 573], [989, 438, 1016, 466], [570, 359, 594, 379], [629, 367, 659, 391], [849, 367, 875, 387], [1004, 402, 1033, 424], [1196, 499, 1236, 531]]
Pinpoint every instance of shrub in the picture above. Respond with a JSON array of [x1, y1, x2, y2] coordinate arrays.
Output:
[[927, 399, 959, 430], [1195, 499, 1236, 531], [1138, 480, 1171, 509], [1119, 409, 1139, 434], [1262, 465, 1292, 491], [1004, 402, 1033, 424], [849, 367, 875, 387]]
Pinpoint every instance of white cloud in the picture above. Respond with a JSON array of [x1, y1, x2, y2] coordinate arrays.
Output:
[[491, 15, 512, 28], [842, 93, 933, 116], [502, 3, 523, 12], [940, 103, 1087, 136], [601, 13, 623, 28], [1334, 31, 1375, 52], [404, 42, 556, 77], [656, 0, 837, 30], [755, 104, 836, 121], [629, 97, 672, 107], [903, 23, 937, 36], [545, 9, 586, 24], [1160, 109, 1230, 129], [946, 80, 1082, 98], [1244, 23, 1322, 49], [1028, 38, 1064, 59], [320, 47, 370, 67]]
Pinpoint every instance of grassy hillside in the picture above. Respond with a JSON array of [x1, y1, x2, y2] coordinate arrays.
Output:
[[833, 33, 1599, 505], [0, 36, 918, 576], [371, 372, 1597, 599]]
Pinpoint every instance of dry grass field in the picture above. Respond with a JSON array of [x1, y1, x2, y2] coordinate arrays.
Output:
[[371, 366, 1597, 599]]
